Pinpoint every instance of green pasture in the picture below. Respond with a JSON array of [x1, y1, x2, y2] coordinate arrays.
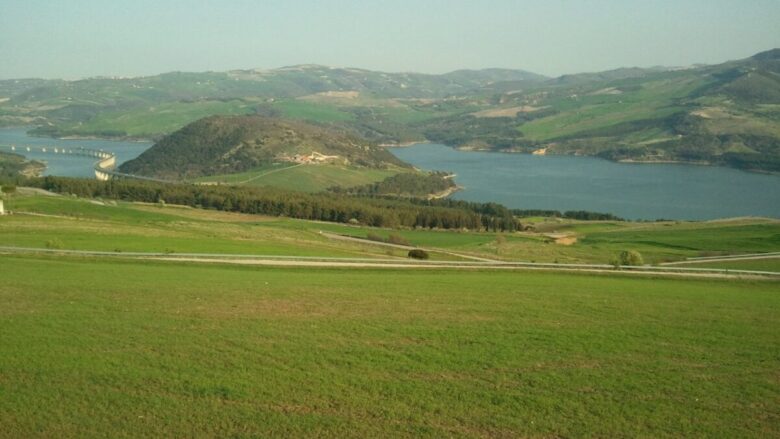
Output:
[[0, 196, 405, 258], [0, 255, 777, 437], [64, 100, 256, 138], [197, 164, 402, 192], [3, 194, 779, 267], [519, 76, 708, 141], [273, 100, 354, 122], [671, 257, 780, 272]]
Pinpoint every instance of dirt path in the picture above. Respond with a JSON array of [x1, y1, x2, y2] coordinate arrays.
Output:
[[236, 163, 304, 185], [318, 231, 501, 262], [142, 257, 779, 279], [660, 252, 780, 266], [2, 246, 778, 280]]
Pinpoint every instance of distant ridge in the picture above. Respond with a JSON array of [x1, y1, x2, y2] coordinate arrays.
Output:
[[2, 49, 779, 172]]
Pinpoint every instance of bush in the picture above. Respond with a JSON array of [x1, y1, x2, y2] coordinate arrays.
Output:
[[408, 249, 430, 260], [618, 250, 644, 266], [45, 238, 64, 249]]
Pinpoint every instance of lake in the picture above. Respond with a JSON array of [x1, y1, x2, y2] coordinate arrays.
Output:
[[0, 127, 152, 178], [2, 128, 778, 220], [390, 143, 780, 220]]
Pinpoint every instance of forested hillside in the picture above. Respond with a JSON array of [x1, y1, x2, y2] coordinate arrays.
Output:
[[119, 115, 408, 179]]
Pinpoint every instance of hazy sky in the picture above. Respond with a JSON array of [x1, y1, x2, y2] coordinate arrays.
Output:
[[1, 0, 779, 79]]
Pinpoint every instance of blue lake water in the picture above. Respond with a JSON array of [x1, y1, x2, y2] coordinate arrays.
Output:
[[0, 128, 151, 178], [391, 143, 780, 220], [2, 128, 778, 220]]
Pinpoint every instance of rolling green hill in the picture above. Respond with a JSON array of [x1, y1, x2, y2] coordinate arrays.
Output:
[[418, 49, 780, 171], [2, 50, 779, 171]]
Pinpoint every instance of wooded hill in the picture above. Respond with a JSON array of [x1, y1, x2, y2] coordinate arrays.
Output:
[[0, 152, 44, 179], [119, 115, 408, 179]]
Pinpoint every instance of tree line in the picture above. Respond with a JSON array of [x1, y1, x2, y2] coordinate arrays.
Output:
[[22, 176, 522, 231], [328, 172, 456, 198], [511, 209, 625, 221]]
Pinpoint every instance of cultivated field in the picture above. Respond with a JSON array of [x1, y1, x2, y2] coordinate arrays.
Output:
[[0, 255, 777, 437], [195, 163, 403, 192], [1, 192, 779, 437], [2, 193, 779, 267]]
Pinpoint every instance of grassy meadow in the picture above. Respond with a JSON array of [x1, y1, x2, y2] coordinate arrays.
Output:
[[0, 195, 413, 259], [671, 257, 780, 272], [1, 192, 779, 437], [57, 100, 258, 138], [2, 193, 779, 267], [0, 255, 778, 437], [195, 163, 403, 192]]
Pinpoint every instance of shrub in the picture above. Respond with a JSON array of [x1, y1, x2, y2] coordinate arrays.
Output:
[[618, 250, 644, 266], [45, 238, 64, 249], [408, 249, 430, 260]]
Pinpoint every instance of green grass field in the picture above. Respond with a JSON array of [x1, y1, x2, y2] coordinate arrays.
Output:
[[671, 257, 780, 272], [273, 100, 355, 122], [1, 192, 779, 436], [2, 194, 779, 268], [519, 76, 705, 142], [62, 100, 257, 138], [0, 255, 777, 437], [196, 163, 403, 192], [0, 195, 411, 259]]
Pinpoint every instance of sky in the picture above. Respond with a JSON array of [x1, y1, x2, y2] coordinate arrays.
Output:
[[1, 0, 779, 80]]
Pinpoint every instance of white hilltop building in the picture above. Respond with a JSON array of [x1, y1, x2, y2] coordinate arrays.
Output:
[[0, 199, 5, 215]]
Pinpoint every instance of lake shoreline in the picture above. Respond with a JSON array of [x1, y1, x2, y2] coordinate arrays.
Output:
[[2, 125, 155, 144], [390, 143, 780, 220], [400, 141, 775, 175], [16, 128, 776, 175], [444, 141, 780, 175]]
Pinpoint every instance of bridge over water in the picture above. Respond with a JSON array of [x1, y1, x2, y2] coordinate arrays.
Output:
[[0, 143, 170, 183]]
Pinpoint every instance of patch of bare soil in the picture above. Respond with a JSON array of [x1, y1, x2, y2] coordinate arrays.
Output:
[[472, 106, 543, 118]]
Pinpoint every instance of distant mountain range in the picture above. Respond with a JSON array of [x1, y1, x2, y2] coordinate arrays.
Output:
[[1, 49, 778, 172]]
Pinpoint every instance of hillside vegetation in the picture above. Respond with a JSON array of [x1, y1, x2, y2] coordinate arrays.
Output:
[[0, 152, 44, 178], [2, 50, 779, 171], [5, 187, 778, 265], [119, 115, 407, 179]]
